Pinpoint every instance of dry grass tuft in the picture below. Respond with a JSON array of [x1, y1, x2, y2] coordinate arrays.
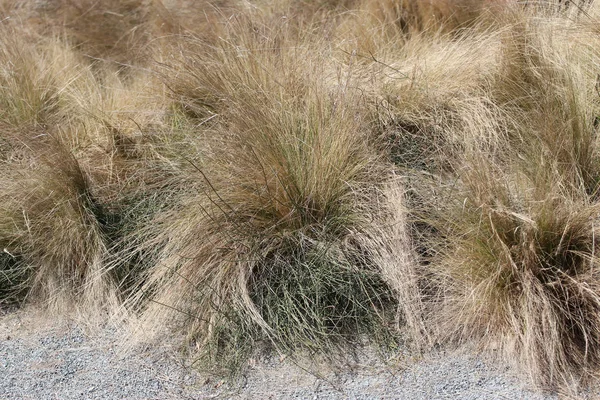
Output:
[[408, 9, 600, 389], [431, 159, 600, 388], [4, 0, 600, 392], [34, 0, 150, 69], [117, 15, 421, 372], [354, 0, 509, 40], [0, 22, 121, 313], [0, 138, 116, 312]]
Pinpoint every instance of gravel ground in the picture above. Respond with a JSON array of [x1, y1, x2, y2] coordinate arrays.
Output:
[[0, 307, 557, 400]]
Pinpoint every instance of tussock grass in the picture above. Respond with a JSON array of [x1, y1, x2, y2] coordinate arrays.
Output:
[[405, 6, 600, 390], [357, 0, 502, 36], [0, 22, 125, 312], [432, 159, 600, 388], [4, 0, 600, 393], [15, 0, 151, 70], [0, 139, 115, 312], [119, 16, 420, 371]]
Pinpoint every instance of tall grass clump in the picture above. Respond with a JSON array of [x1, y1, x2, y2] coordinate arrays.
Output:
[[0, 140, 116, 311], [7, 0, 600, 393], [338, 0, 600, 389], [121, 14, 422, 372], [334, 0, 509, 173], [352, 0, 507, 43], [0, 24, 119, 312], [432, 160, 600, 388], [419, 9, 600, 389], [30, 0, 150, 70]]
